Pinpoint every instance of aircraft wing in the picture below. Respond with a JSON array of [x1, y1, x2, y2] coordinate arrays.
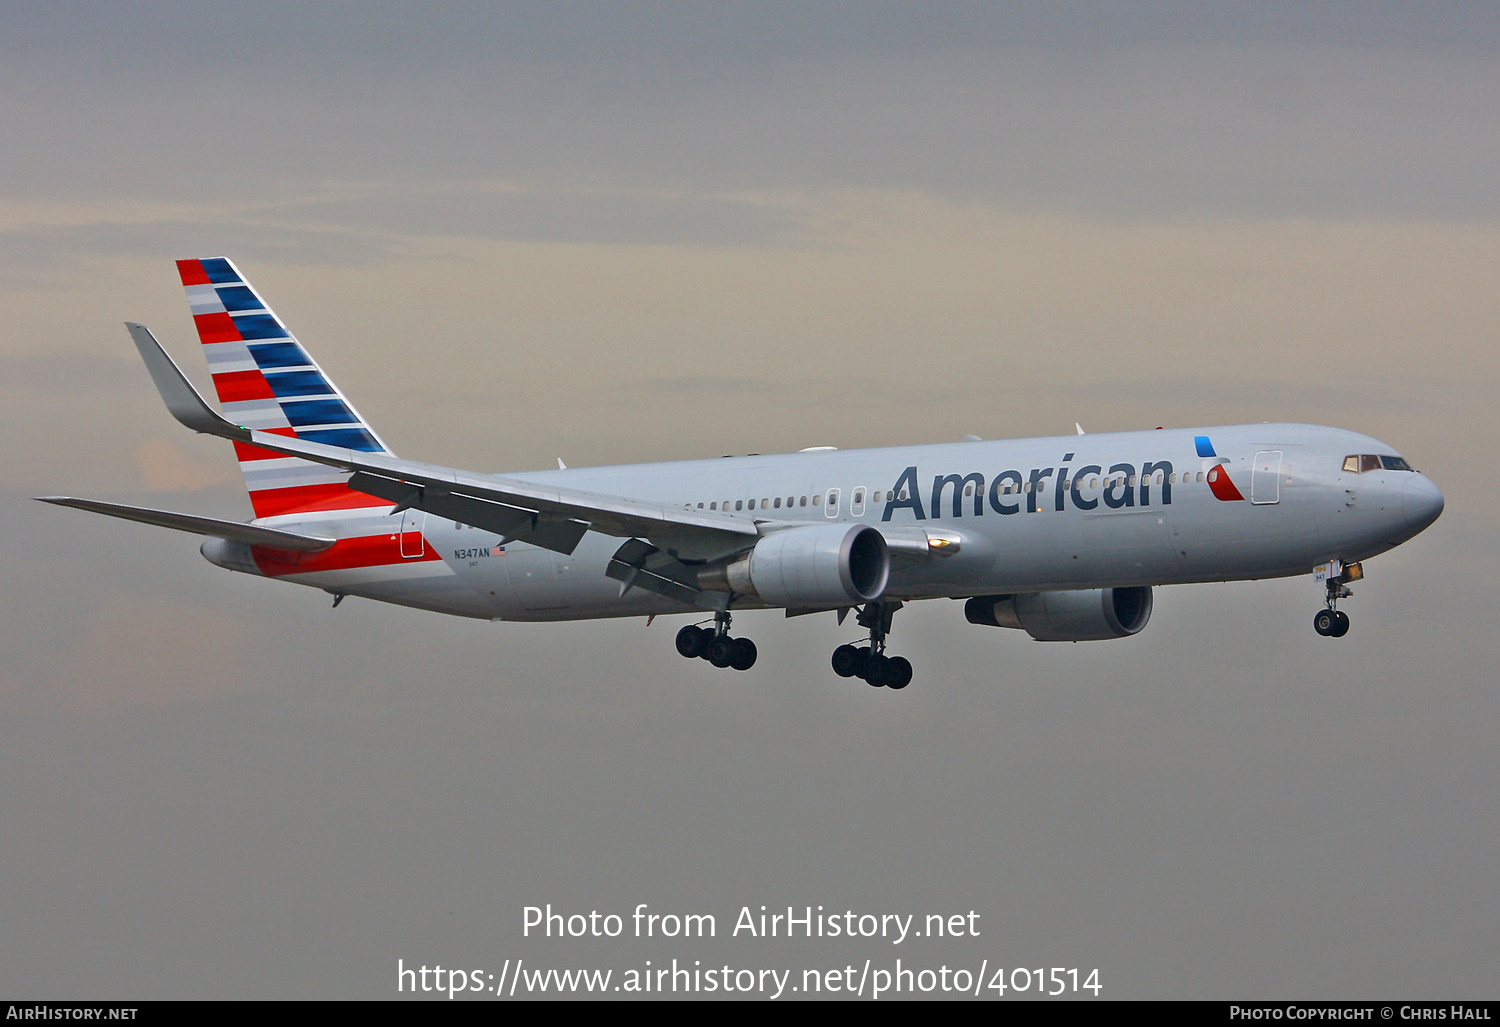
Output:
[[125, 323, 760, 557]]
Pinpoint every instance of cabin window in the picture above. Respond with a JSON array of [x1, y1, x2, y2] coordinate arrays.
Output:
[[1361, 454, 1381, 473], [774, 497, 782, 508], [800, 496, 807, 507], [735, 500, 743, 511], [1381, 455, 1413, 471]]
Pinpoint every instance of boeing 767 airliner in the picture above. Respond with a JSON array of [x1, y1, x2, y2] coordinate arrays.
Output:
[[40, 257, 1444, 690]]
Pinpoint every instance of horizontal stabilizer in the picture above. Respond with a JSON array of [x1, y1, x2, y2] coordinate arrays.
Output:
[[35, 497, 335, 552]]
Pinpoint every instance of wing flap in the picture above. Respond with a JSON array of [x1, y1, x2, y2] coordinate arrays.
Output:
[[348, 471, 592, 555], [605, 539, 719, 610]]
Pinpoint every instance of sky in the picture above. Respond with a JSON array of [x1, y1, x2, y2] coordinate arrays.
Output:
[[2, 2, 1497, 1000]]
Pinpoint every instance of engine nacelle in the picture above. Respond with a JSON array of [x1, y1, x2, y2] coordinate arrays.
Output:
[[713, 523, 890, 608], [964, 586, 1153, 641]]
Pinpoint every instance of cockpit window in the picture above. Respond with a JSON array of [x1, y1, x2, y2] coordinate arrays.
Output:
[[1343, 453, 1416, 473]]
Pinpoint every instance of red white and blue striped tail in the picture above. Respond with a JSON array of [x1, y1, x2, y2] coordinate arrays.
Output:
[[176, 256, 392, 520]]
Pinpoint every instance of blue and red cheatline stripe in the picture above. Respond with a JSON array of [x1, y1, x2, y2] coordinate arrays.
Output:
[[252, 532, 443, 576]]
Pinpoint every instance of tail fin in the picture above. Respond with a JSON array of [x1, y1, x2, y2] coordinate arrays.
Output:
[[176, 256, 391, 519]]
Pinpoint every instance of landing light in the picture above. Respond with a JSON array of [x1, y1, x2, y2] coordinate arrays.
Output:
[[925, 532, 961, 554]]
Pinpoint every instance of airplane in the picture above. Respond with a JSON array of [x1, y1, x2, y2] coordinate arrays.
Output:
[[39, 257, 1445, 690]]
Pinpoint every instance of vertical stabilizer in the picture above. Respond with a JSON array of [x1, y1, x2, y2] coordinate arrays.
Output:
[[176, 256, 392, 519]]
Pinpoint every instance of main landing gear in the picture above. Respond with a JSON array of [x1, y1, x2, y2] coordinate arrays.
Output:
[[1313, 564, 1359, 638], [831, 601, 914, 690], [675, 611, 757, 671]]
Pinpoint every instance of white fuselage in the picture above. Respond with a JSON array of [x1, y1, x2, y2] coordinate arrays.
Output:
[[211, 422, 1444, 623]]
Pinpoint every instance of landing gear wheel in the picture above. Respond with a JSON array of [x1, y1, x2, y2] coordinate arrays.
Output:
[[729, 637, 758, 671], [1313, 609, 1335, 636], [851, 646, 873, 680], [707, 635, 734, 668], [1331, 611, 1350, 637], [833, 601, 910, 690], [887, 656, 913, 690], [675, 624, 708, 658], [831, 644, 861, 678]]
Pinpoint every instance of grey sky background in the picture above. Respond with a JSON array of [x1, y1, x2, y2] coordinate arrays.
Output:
[[2, 3, 1497, 998]]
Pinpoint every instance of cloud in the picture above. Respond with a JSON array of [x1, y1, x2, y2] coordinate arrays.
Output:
[[24, 597, 256, 718], [2, 7, 1496, 220], [132, 438, 237, 492]]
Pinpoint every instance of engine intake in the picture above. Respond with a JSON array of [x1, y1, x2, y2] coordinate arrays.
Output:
[[964, 586, 1153, 641]]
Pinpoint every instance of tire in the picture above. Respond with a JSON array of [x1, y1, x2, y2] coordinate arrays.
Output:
[[707, 636, 734, 668], [1313, 610, 1335, 636], [852, 646, 873, 680], [1331, 611, 1350, 637], [887, 656, 913, 690], [831, 644, 860, 678], [865, 654, 890, 687], [729, 637, 758, 671], [675, 625, 707, 658]]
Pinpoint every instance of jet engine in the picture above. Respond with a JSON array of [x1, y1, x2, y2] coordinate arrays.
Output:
[[964, 586, 1153, 641], [705, 523, 890, 608]]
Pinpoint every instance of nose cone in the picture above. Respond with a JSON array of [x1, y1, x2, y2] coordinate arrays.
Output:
[[1400, 475, 1445, 537]]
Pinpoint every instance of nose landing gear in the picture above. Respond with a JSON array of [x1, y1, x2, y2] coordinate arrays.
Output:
[[1313, 562, 1359, 637], [831, 601, 914, 689], [676, 611, 757, 671]]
